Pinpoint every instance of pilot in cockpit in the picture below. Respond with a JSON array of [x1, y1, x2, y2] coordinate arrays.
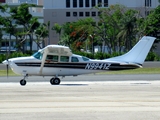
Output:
[[46, 55, 58, 63]]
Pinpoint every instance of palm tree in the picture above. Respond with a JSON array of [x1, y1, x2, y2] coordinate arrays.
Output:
[[34, 23, 49, 49], [10, 3, 40, 52], [117, 10, 138, 51], [52, 23, 62, 42]]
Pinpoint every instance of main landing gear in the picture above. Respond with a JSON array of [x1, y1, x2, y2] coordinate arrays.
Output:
[[19, 75, 61, 86], [50, 77, 61, 85]]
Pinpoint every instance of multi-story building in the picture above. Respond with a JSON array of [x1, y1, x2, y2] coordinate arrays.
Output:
[[43, 0, 159, 44], [1, 0, 159, 54], [43, 0, 160, 55]]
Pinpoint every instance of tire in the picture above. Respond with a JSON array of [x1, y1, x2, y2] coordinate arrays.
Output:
[[50, 78, 55, 85], [20, 79, 27, 86], [50, 78, 60, 85], [54, 78, 60, 85]]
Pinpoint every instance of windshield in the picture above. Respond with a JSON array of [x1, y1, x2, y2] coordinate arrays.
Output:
[[32, 52, 43, 60]]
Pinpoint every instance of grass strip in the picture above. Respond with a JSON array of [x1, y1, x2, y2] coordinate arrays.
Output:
[[98, 68, 160, 74]]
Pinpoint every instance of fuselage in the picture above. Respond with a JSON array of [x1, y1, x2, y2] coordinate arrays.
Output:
[[2, 53, 141, 77]]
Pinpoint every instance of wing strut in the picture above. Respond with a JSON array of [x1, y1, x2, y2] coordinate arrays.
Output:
[[39, 49, 48, 75]]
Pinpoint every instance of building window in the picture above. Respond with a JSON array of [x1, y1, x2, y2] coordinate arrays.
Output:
[[85, 12, 90, 16], [79, 12, 83, 17], [66, 12, 70, 17], [98, 11, 101, 16], [145, 0, 151, 7], [104, 0, 108, 7], [73, 0, 77, 8], [79, 0, 83, 7], [66, 0, 70, 8], [92, 0, 96, 7], [73, 12, 77, 16], [98, 0, 102, 7], [92, 12, 96, 16], [85, 0, 89, 7]]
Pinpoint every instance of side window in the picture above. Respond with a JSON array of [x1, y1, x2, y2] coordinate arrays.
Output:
[[46, 55, 58, 62], [82, 56, 89, 61], [71, 57, 79, 62], [60, 56, 69, 62]]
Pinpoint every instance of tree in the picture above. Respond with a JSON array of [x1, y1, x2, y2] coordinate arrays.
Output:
[[117, 9, 139, 51], [34, 23, 49, 49], [95, 4, 140, 53], [10, 3, 40, 52], [95, 4, 125, 53], [52, 23, 62, 42], [0, 4, 17, 53], [58, 18, 95, 51], [144, 5, 160, 40]]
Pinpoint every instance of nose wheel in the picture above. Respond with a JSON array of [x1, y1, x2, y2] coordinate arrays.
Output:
[[20, 74, 28, 86], [20, 79, 27, 86], [50, 78, 61, 85]]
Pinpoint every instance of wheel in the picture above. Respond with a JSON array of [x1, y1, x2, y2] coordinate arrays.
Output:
[[20, 79, 27, 86], [54, 78, 60, 85], [50, 78, 54, 85], [50, 78, 60, 85]]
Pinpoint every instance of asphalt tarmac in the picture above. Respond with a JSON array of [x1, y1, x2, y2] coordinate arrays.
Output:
[[0, 61, 160, 120], [0, 74, 160, 120]]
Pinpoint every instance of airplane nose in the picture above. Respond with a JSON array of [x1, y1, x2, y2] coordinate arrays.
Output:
[[2, 60, 8, 65]]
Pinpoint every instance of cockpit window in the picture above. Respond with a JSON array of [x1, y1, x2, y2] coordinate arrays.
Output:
[[32, 52, 43, 60], [46, 55, 58, 62], [82, 56, 90, 61]]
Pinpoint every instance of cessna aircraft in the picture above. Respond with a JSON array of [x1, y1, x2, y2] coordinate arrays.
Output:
[[2, 36, 156, 86]]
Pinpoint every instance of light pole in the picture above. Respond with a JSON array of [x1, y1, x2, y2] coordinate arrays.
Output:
[[89, 34, 95, 54]]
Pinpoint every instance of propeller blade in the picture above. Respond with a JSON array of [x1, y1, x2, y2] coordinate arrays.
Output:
[[6, 59, 9, 78], [6, 48, 9, 78]]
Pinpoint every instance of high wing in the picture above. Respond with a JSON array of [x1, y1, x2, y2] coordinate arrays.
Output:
[[104, 36, 156, 67]]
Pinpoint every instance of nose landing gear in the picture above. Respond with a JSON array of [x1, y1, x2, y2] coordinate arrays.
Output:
[[20, 74, 28, 86], [20, 79, 27, 86]]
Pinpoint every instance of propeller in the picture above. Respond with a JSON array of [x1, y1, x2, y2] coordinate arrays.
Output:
[[6, 47, 9, 78], [6, 60, 9, 78], [2, 59, 9, 78]]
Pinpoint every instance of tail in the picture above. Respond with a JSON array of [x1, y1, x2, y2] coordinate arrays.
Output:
[[106, 36, 156, 65]]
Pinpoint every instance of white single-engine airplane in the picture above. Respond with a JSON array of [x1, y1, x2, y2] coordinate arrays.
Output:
[[2, 36, 156, 86]]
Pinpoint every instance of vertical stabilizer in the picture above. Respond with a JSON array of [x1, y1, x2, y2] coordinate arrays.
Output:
[[106, 36, 156, 64]]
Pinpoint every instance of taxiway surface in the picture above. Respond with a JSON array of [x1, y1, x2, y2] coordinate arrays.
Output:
[[0, 74, 160, 120]]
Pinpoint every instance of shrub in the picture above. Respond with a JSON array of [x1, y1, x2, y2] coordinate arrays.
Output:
[[145, 52, 160, 61], [0, 52, 31, 63]]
